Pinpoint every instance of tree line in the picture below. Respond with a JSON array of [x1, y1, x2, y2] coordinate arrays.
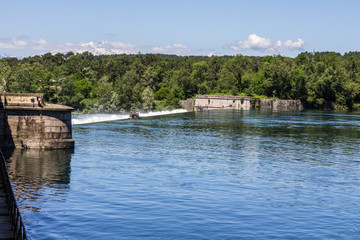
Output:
[[0, 51, 360, 112]]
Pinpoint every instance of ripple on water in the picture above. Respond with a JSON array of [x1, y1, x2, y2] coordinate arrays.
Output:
[[5, 110, 360, 239]]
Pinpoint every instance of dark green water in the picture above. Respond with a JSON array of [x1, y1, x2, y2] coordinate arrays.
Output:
[[5, 110, 360, 239]]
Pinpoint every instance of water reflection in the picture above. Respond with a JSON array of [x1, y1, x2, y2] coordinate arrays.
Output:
[[3, 110, 360, 239], [4, 149, 73, 212]]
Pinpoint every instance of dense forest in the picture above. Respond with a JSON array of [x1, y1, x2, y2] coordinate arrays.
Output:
[[1, 51, 360, 112]]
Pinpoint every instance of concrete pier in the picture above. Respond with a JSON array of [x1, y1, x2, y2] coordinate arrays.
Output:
[[0, 93, 74, 149]]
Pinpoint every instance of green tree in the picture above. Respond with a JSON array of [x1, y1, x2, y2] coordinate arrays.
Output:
[[141, 87, 155, 111], [8, 68, 36, 93]]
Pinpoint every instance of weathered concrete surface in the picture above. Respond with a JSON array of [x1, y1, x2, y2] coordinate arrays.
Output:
[[0, 93, 43, 108], [180, 99, 195, 112], [180, 95, 303, 112], [2, 106, 74, 149], [260, 99, 304, 111], [194, 95, 251, 111], [0, 93, 74, 149]]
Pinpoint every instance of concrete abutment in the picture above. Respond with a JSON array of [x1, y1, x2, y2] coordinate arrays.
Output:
[[0, 93, 74, 149]]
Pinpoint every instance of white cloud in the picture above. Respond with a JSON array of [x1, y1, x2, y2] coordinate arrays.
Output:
[[283, 39, 305, 49], [54, 41, 139, 55], [0, 36, 139, 55], [0, 42, 16, 49], [0, 37, 28, 49], [31, 39, 49, 50], [152, 43, 190, 55], [230, 34, 305, 53], [207, 51, 217, 57], [13, 40, 27, 47], [0, 34, 305, 57]]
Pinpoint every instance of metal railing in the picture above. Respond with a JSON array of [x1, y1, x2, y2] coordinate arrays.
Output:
[[0, 148, 28, 240]]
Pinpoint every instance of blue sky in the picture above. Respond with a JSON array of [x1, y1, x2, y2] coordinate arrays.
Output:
[[1, 0, 359, 58]]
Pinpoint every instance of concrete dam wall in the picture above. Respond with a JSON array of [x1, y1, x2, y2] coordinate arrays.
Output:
[[194, 95, 251, 111], [0, 93, 74, 149], [259, 99, 303, 111], [180, 95, 304, 112]]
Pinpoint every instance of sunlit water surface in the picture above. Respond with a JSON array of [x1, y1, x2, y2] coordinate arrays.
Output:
[[5, 110, 360, 239]]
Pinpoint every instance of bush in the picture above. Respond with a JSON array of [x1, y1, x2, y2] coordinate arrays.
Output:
[[352, 103, 360, 111]]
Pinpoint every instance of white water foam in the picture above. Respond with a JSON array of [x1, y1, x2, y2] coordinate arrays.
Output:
[[72, 109, 188, 125]]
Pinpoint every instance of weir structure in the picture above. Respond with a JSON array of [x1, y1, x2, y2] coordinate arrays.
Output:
[[180, 95, 251, 111], [180, 95, 303, 112], [194, 95, 251, 111]]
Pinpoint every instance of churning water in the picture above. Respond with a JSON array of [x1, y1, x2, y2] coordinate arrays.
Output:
[[5, 110, 360, 239], [72, 109, 187, 125]]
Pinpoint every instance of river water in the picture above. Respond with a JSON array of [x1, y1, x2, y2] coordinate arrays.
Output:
[[4, 110, 360, 239]]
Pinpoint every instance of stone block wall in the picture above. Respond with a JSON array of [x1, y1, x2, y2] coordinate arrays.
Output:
[[194, 95, 251, 111], [260, 99, 304, 111], [180, 95, 304, 112], [180, 99, 195, 112], [3, 108, 74, 149], [0, 93, 74, 149]]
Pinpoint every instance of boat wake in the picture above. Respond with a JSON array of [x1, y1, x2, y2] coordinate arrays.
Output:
[[72, 109, 188, 125]]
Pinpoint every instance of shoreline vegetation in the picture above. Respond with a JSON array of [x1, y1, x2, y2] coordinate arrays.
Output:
[[1, 51, 360, 113]]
